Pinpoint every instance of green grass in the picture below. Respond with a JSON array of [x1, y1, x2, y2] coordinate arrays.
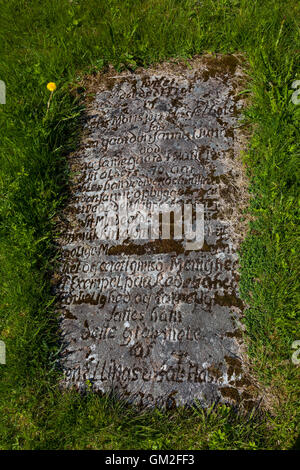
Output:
[[0, 0, 299, 450]]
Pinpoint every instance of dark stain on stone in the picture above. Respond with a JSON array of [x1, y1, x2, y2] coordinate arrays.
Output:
[[64, 310, 77, 320], [221, 386, 240, 402], [235, 376, 252, 388], [199, 55, 240, 82], [225, 355, 243, 378], [241, 391, 253, 401], [208, 363, 223, 381], [242, 400, 258, 412], [108, 239, 185, 255], [225, 329, 243, 339], [215, 293, 244, 309]]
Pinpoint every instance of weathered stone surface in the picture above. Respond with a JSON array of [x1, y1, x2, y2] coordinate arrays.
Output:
[[57, 55, 255, 408]]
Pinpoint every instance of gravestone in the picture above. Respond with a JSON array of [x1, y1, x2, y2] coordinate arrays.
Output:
[[57, 55, 256, 408]]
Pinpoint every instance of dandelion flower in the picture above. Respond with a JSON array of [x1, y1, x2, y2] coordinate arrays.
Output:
[[45, 82, 57, 117], [47, 82, 57, 92]]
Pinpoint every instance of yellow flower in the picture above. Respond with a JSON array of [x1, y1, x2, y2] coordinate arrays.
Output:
[[47, 82, 57, 92]]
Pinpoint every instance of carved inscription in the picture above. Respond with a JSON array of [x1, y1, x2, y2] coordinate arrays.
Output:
[[58, 56, 253, 408]]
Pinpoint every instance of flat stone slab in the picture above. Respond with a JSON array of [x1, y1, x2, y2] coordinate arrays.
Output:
[[57, 55, 256, 408]]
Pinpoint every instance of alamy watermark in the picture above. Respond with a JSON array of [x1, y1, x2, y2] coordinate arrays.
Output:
[[95, 195, 204, 250], [289, 81, 299, 364], [0, 80, 6, 104], [291, 80, 300, 105], [0, 341, 5, 364], [291, 340, 300, 365]]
